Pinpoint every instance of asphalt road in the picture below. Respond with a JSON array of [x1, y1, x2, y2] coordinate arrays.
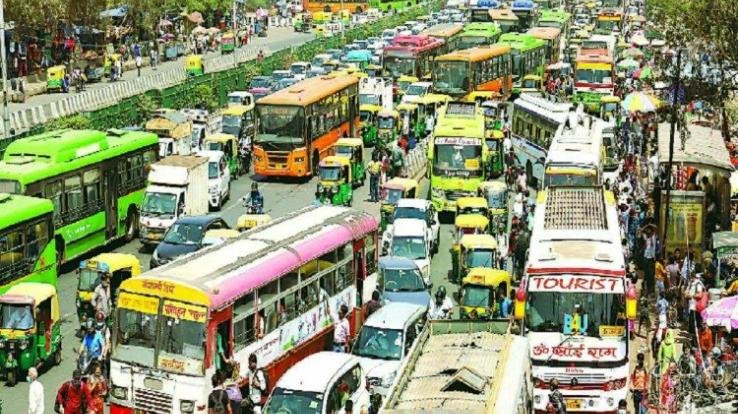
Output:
[[8, 26, 315, 113]]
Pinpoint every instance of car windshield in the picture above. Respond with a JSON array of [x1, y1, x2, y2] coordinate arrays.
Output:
[[272, 72, 291, 81], [250, 77, 271, 88], [0, 303, 34, 330], [157, 302, 206, 375], [142, 192, 177, 216], [264, 388, 323, 414], [576, 68, 612, 84], [352, 326, 403, 360], [319, 166, 341, 181], [163, 222, 204, 245], [290, 64, 306, 74], [465, 249, 495, 268], [526, 291, 625, 338], [208, 162, 219, 179], [461, 284, 492, 308], [378, 116, 396, 129], [433, 141, 483, 176], [383, 267, 425, 292], [114, 305, 158, 367], [256, 105, 305, 146], [391, 236, 426, 260], [78, 268, 101, 291], [384, 56, 415, 78], [394, 206, 425, 221], [222, 114, 242, 129]]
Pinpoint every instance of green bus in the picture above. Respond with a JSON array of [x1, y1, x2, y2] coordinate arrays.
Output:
[[457, 23, 503, 50], [368, 0, 418, 12], [0, 194, 56, 294], [0, 129, 159, 265], [497, 33, 546, 93], [537, 9, 571, 32]]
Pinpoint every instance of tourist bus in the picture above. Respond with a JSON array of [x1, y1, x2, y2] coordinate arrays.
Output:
[[306, 0, 371, 13], [382, 35, 446, 80], [511, 93, 572, 188], [537, 9, 571, 33], [469, 0, 500, 22], [594, 9, 623, 34], [544, 117, 605, 187], [428, 102, 487, 213], [0, 129, 158, 265], [0, 194, 56, 294], [109, 205, 379, 414], [489, 8, 521, 33], [457, 22, 503, 50], [510, 0, 537, 30], [432, 44, 512, 102], [253, 74, 359, 178], [526, 27, 562, 64], [516, 186, 633, 414], [572, 48, 615, 113], [498, 32, 547, 91], [421, 24, 464, 54]]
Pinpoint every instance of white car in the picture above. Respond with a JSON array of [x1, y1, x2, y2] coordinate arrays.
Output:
[[382, 198, 440, 255], [264, 352, 370, 414], [200, 150, 230, 210], [289, 61, 312, 80], [353, 303, 425, 396], [382, 28, 398, 42], [382, 218, 431, 285], [401, 81, 432, 103]]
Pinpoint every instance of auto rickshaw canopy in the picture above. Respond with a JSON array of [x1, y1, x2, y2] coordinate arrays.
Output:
[[378, 109, 400, 120], [0, 282, 60, 324], [47, 65, 66, 80], [462, 268, 511, 295], [185, 54, 204, 70], [361, 104, 382, 115], [204, 133, 239, 147], [237, 214, 273, 231], [454, 214, 490, 231], [79, 253, 142, 275], [456, 197, 489, 213], [460, 234, 498, 251], [382, 177, 418, 194]]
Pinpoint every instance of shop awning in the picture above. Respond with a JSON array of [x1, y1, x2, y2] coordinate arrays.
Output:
[[657, 123, 733, 172]]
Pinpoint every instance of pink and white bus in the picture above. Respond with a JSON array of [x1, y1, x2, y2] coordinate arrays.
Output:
[[109, 205, 378, 414]]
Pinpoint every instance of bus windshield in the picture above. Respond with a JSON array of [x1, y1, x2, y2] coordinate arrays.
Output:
[[265, 388, 323, 414], [114, 306, 158, 367], [525, 291, 625, 338], [142, 192, 177, 216], [465, 249, 495, 268], [360, 94, 380, 106], [544, 171, 598, 187], [471, 9, 493, 22], [433, 141, 483, 176], [157, 302, 206, 375], [256, 106, 305, 146], [384, 56, 415, 78], [458, 35, 490, 49], [0, 179, 20, 194], [391, 236, 426, 260], [434, 61, 469, 95], [576, 68, 612, 84], [596, 20, 617, 31], [352, 326, 403, 360], [222, 115, 242, 129]]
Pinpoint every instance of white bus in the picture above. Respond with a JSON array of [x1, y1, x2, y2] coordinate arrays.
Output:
[[511, 93, 574, 188], [543, 115, 606, 187], [515, 186, 635, 413]]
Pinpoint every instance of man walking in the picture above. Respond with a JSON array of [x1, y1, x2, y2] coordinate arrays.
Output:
[[328, 301, 350, 352], [27, 367, 44, 414], [368, 156, 382, 202]]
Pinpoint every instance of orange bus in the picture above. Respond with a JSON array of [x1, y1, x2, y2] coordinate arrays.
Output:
[[254, 74, 359, 178], [306, 0, 370, 13], [432, 44, 513, 102], [526, 27, 562, 64]]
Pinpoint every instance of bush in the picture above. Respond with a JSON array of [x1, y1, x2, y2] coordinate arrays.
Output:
[[46, 114, 91, 130]]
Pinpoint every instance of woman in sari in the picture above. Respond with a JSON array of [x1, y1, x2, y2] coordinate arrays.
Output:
[[659, 361, 678, 413], [88, 362, 108, 414]]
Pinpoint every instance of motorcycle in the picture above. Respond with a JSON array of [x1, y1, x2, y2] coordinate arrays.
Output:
[[242, 197, 263, 215]]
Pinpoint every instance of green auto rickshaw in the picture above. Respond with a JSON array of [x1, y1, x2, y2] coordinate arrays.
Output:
[[221, 32, 236, 54], [360, 104, 381, 146], [377, 110, 400, 145], [334, 138, 366, 187], [485, 129, 505, 179], [316, 156, 353, 206], [203, 133, 242, 177], [185, 54, 204, 76], [478, 181, 508, 232], [46, 65, 67, 93], [0, 283, 62, 385]]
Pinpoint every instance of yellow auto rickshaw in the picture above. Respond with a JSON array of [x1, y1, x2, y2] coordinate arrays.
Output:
[[450, 216, 490, 282], [203, 133, 241, 177], [395, 75, 419, 103], [600, 95, 622, 123], [456, 197, 489, 217], [202, 228, 240, 247], [366, 64, 382, 78], [459, 267, 512, 319], [0, 283, 62, 385], [103, 53, 122, 77], [377, 110, 400, 145], [186, 54, 205, 76], [316, 156, 353, 206], [334, 138, 366, 187], [381, 178, 418, 231], [452, 233, 498, 283], [76, 253, 141, 326], [46, 65, 67, 93], [237, 213, 273, 232], [478, 181, 508, 232], [519, 74, 543, 94]]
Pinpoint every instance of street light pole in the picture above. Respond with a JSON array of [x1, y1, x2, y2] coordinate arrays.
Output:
[[661, 49, 682, 253], [0, 0, 9, 141]]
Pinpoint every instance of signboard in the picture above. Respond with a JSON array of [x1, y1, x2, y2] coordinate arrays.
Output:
[[659, 190, 705, 257], [434, 136, 481, 146], [529, 275, 623, 293], [118, 292, 159, 315], [528, 333, 627, 362]]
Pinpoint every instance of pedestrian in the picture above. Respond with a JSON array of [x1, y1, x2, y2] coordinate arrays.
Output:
[[686, 272, 706, 336], [699, 322, 714, 355], [367, 155, 381, 202], [241, 353, 266, 414], [328, 301, 350, 352], [27, 367, 44, 414], [659, 362, 678, 413], [135, 52, 143, 77], [640, 223, 657, 295], [391, 142, 404, 178], [91, 274, 111, 320], [658, 329, 677, 374], [88, 362, 108, 414], [208, 372, 232, 414], [655, 255, 666, 297], [54, 370, 95, 414], [547, 378, 566, 413], [630, 353, 649, 414], [366, 290, 382, 317], [149, 43, 158, 70]]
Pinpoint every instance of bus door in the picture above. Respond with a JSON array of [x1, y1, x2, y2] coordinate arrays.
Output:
[[208, 307, 233, 373], [349, 95, 358, 137], [353, 238, 366, 327], [104, 168, 118, 239]]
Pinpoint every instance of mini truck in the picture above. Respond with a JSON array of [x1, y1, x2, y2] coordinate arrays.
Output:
[[139, 155, 209, 247]]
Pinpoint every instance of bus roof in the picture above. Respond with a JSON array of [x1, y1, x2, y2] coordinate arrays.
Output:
[[489, 8, 519, 21], [576, 49, 613, 63], [0, 193, 54, 231], [256, 74, 359, 107], [539, 9, 571, 22], [498, 32, 546, 50], [545, 117, 605, 168], [527, 27, 562, 40], [435, 44, 511, 62], [421, 23, 464, 38], [122, 205, 377, 310], [461, 22, 502, 35], [0, 129, 158, 187], [384, 35, 445, 57], [513, 93, 572, 126]]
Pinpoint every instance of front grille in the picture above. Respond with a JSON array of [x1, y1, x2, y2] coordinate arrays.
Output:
[[134, 387, 173, 414], [445, 190, 472, 201], [266, 151, 289, 168], [541, 372, 607, 384]]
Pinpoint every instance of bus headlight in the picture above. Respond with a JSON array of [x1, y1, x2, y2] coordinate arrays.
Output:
[[294, 157, 305, 163], [607, 397, 614, 406], [180, 400, 196, 413], [112, 386, 128, 400]]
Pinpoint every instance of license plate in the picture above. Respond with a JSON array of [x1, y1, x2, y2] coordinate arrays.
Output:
[[566, 399, 582, 410], [149, 233, 163, 240], [275, 164, 285, 169]]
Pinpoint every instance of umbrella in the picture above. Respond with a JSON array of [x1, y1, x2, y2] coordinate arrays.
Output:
[[159, 19, 173, 27], [617, 58, 639, 70], [633, 66, 653, 79], [188, 11, 204, 23], [621, 92, 661, 112], [702, 295, 738, 331], [192, 26, 208, 35], [623, 47, 644, 59], [632, 35, 649, 47]]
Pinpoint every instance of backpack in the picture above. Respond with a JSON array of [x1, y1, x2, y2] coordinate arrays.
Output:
[[211, 389, 228, 414]]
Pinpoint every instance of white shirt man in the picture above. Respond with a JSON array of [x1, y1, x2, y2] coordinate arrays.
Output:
[[688, 275, 704, 312], [503, 136, 512, 153], [428, 296, 454, 320], [28, 367, 44, 414], [329, 302, 350, 352]]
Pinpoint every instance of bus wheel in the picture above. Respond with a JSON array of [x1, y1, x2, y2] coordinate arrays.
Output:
[[124, 209, 139, 242]]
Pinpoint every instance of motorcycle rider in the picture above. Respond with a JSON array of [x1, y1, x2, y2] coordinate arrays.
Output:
[[244, 182, 264, 214], [428, 286, 454, 320], [240, 135, 252, 175], [79, 320, 105, 374]]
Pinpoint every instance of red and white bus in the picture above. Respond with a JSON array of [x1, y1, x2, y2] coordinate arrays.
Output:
[[382, 35, 446, 80]]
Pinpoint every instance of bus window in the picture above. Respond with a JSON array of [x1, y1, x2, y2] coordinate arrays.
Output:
[[83, 169, 101, 207], [143, 149, 157, 168], [321, 270, 336, 297], [0, 229, 23, 270], [44, 181, 62, 220], [301, 280, 320, 311], [233, 293, 255, 350], [64, 175, 83, 213], [25, 220, 48, 259]]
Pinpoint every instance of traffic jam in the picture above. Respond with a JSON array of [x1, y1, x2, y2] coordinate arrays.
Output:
[[0, 0, 733, 413]]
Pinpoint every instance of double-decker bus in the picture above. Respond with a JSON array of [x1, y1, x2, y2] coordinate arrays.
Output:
[[428, 102, 487, 213], [537, 9, 571, 33], [0, 129, 158, 264], [511, 93, 571, 188], [456, 22, 503, 50], [0, 194, 56, 294], [305, 0, 370, 13], [527, 27, 562, 64], [516, 186, 633, 414], [572, 48, 614, 113], [498, 33, 547, 90], [469, 0, 500, 22], [421, 24, 464, 54], [510, 0, 537, 30], [109, 205, 378, 414], [594, 9, 623, 34], [544, 116, 605, 187], [254, 74, 359, 178], [382, 35, 446, 80], [489, 8, 521, 33], [432, 45, 512, 102]]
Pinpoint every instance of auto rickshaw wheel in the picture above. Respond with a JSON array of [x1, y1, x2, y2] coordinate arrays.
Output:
[[6, 367, 17, 386], [53, 348, 62, 366]]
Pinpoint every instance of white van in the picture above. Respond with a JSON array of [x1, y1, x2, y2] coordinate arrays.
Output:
[[353, 302, 425, 396], [290, 61, 312, 80], [264, 352, 370, 413], [199, 150, 231, 209], [382, 218, 431, 284], [382, 28, 398, 43], [226, 91, 254, 108]]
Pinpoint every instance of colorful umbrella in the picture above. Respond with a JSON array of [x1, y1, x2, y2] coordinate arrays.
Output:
[[188, 11, 204, 23], [702, 295, 738, 330], [633, 66, 653, 79], [621, 92, 661, 112]]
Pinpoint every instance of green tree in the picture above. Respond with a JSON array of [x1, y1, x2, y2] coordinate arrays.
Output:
[[6, 1, 64, 38]]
